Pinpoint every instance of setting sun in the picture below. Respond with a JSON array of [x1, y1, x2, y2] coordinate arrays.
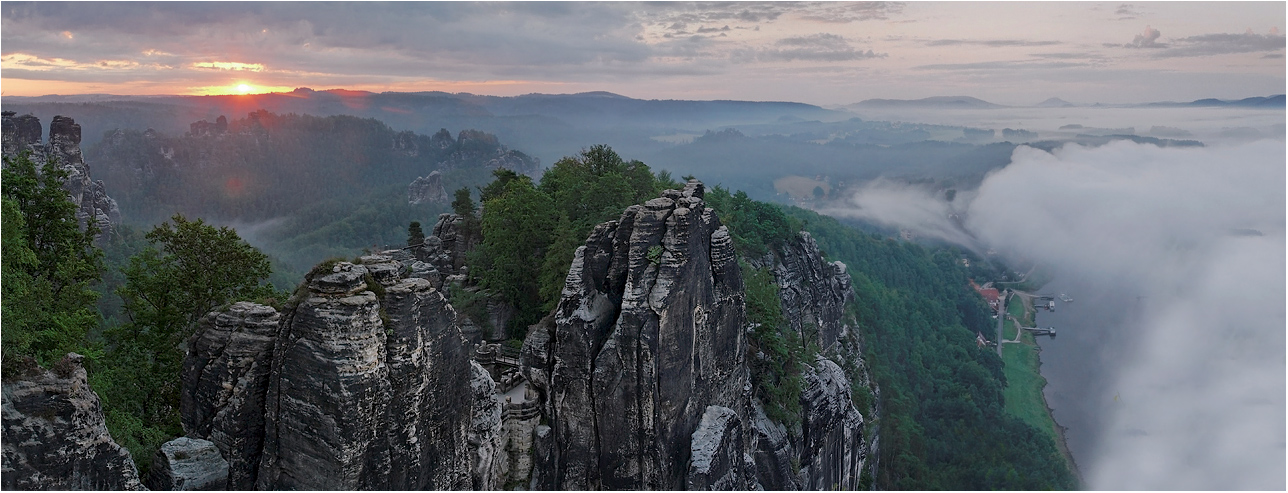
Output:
[[192, 82, 293, 96]]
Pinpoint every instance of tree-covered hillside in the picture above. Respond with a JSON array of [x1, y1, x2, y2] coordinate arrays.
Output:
[[89, 111, 537, 279], [784, 206, 1078, 490], [460, 147, 1076, 489]]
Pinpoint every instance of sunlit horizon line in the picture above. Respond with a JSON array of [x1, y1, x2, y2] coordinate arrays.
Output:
[[3, 78, 581, 99]]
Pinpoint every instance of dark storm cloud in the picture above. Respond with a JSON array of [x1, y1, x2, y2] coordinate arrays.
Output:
[[925, 39, 1062, 47]]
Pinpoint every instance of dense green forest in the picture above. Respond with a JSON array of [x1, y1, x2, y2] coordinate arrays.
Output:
[[88, 111, 536, 282], [2, 152, 284, 474]]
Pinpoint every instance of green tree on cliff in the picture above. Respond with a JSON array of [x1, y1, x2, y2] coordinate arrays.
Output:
[[0, 151, 103, 370], [407, 221, 425, 247], [470, 176, 558, 335], [93, 214, 280, 473]]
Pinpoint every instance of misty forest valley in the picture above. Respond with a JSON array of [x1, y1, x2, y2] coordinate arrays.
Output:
[[1, 2, 1284, 491]]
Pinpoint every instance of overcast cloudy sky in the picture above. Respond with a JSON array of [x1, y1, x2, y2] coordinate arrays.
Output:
[[2, 2, 1283, 105]]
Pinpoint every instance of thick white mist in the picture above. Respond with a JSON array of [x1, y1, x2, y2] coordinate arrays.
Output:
[[965, 140, 1285, 490]]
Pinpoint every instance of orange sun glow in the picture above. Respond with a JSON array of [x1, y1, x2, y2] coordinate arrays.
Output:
[[192, 82, 293, 96]]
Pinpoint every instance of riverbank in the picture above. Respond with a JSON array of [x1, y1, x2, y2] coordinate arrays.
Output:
[[1000, 292, 1082, 485]]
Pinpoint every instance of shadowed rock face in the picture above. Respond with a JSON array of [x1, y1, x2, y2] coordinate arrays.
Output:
[[408, 170, 448, 205], [540, 180, 751, 490], [1, 353, 144, 490], [181, 301, 278, 489], [254, 260, 480, 490], [148, 437, 228, 491], [772, 232, 854, 350], [177, 256, 489, 491], [799, 357, 866, 490], [524, 182, 875, 491], [0, 112, 120, 233]]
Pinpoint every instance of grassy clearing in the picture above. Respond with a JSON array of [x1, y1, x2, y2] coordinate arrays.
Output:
[[1001, 293, 1075, 480], [1002, 294, 1026, 340], [1001, 331, 1059, 446]]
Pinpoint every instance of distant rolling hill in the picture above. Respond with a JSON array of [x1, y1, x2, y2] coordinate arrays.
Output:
[[2, 89, 849, 165], [1036, 97, 1075, 108], [848, 96, 1006, 109], [1143, 95, 1285, 108]]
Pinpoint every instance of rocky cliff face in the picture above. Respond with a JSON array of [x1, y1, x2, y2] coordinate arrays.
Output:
[[522, 180, 753, 489], [418, 212, 477, 279], [254, 259, 477, 489], [769, 232, 854, 349], [1, 354, 144, 490], [519, 181, 876, 490], [181, 301, 279, 489], [759, 232, 875, 491], [1, 112, 120, 233], [408, 170, 448, 205], [175, 254, 505, 490]]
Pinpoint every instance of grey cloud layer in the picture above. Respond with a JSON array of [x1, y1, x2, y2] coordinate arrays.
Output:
[[829, 136, 1285, 490], [966, 141, 1285, 490]]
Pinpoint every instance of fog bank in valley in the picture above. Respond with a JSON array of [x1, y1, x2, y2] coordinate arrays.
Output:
[[839, 140, 1285, 489]]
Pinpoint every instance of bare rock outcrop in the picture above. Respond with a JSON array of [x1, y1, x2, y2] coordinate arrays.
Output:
[[538, 180, 752, 489], [687, 406, 748, 490], [176, 254, 492, 490], [1, 354, 144, 490], [772, 232, 854, 349], [408, 170, 448, 205], [1, 112, 120, 233], [148, 437, 228, 491], [180, 301, 279, 489], [254, 260, 479, 489], [418, 212, 477, 277], [799, 357, 867, 490]]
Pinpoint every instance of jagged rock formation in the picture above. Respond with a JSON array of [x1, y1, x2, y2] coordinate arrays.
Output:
[[181, 301, 279, 489], [770, 232, 854, 349], [408, 170, 448, 205], [437, 129, 540, 177], [1, 112, 120, 232], [524, 180, 753, 489], [174, 254, 521, 490], [1, 353, 144, 490], [519, 180, 875, 490], [749, 232, 874, 491], [799, 357, 866, 490], [468, 362, 505, 490], [686, 406, 747, 490], [255, 260, 477, 489], [148, 437, 229, 490], [417, 212, 477, 279]]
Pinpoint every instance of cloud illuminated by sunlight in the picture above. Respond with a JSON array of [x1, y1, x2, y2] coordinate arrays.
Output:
[[193, 82, 293, 96], [192, 61, 266, 72]]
